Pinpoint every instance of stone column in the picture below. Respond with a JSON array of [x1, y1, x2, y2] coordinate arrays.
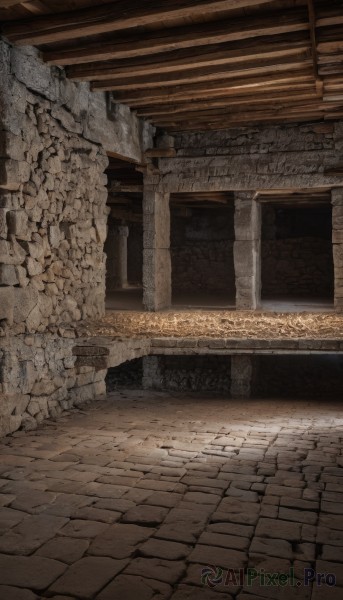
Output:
[[142, 356, 164, 389], [234, 192, 261, 310], [143, 184, 171, 311], [105, 224, 129, 290], [114, 225, 129, 288], [332, 188, 343, 312], [231, 355, 253, 398]]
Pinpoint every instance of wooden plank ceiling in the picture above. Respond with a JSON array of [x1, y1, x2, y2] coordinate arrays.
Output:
[[1, 0, 343, 132]]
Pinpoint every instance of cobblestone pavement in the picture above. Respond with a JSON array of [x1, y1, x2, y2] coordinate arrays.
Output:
[[0, 391, 342, 599], [81, 310, 343, 340]]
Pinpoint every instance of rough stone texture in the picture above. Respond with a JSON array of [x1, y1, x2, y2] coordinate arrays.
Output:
[[127, 222, 143, 286], [5, 45, 153, 163], [171, 208, 235, 297], [0, 390, 341, 598], [110, 344, 343, 397], [332, 188, 343, 312], [0, 40, 153, 436], [262, 237, 334, 299], [261, 203, 334, 300], [105, 223, 129, 291], [156, 122, 343, 192], [142, 356, 164, 390], [230, 355, 253, 399], [143, 186, 171, 311], [143, 355, 231, 392], [234, 193, 261, 310]]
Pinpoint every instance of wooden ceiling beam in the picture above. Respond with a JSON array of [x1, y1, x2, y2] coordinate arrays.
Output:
[[67, 36, 310, 82], [0, 0, 25, 7], [91, 58, 313, 92], [307, 0, 321, 82], [317, 10, 343, 28], [156, 104, 328, 126], [2, 0, 277, 45], [108, 73, 315, 105], [166, 112, 325, 132], [154, 102, 332, 126], [136, 92, 319, 117], [42, 10, 309, 66]]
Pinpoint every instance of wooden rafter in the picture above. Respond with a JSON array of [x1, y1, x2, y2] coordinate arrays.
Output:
[[67, 37, 311, 82], [2, 0, 276, 45], [43, 10, 310, 66], [307, 0, 320, 82], [108, 73, 316, 105], [1, 0, 343, 132], [91, 59, 313, 92]]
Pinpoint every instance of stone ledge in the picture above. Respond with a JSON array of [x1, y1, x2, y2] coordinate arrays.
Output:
[[79, 336, 343, 365]]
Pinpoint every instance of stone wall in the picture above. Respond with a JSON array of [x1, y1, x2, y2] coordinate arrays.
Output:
[[143, 355, 231, 392], [261, 204, 334, 299], [116, 351, 343, 398], [262, 238, 334, 298], [332, 188, 343, 311], [171, 208, 235, 296], [155, 122, 343, 192], [0, 332, 106, 435], [106, 358, 143, 391], [0, 40, 153, 436]]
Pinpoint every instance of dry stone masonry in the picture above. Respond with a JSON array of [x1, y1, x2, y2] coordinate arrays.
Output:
[[0, 41, 153, 436]]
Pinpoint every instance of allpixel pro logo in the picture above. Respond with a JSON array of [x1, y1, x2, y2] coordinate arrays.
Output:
[[201, 565, 224, 588]]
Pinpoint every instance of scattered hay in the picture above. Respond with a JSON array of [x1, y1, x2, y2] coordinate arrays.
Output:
[[80, 310, 343, 340]]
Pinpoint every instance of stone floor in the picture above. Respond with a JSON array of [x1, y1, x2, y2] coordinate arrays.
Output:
[[105, 290, 333, 314], [0, 391, 342, 600]]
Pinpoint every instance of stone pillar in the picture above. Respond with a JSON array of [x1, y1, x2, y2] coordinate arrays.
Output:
[[114, 225, 129, 288], [332, 188, 343, 312], [234, 192, 261, 310], [105, 224, 129, 290], [143, 185, 171, 311], [142, 356, 164, 389], [230, 355, 253, 399]]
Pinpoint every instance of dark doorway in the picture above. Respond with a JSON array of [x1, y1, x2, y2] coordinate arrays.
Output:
[[261, 201, 334, 311], [104, 155, 143, 311], [170, 193, 236, 308]]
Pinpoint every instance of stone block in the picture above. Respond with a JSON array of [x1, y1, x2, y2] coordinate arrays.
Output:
[[0, 131, 26, 162], [331, 189, 343, 206], [49, 225, 61, 249], [94, 219, 107, 244], [143, 249, 171, 311], [0, 415, 22, 436], [234, 195, 261, 241], [0, 287, 14, 322], [0, 263, 19, 285], [13, 286, 39, 325], [0, 208, 7, 238], [0, 554, 66, 590], [332, 230, 343, 243], [333, 243, 343, 268], [0, 159, 21, 190], [0, 389, 30, 416], [234, 240, 260, 276], [236, 277, 259, 310], [7, 210, 29, 240]]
